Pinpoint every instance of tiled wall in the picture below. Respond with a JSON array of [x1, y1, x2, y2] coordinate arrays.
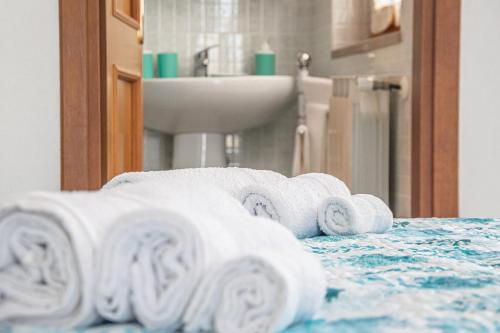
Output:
[[238, 105, 297, 175], [143, 0, 315, 175], [310, 0, 333, 77], [144, 0, 313, 77], [310, 0, 413, 217]]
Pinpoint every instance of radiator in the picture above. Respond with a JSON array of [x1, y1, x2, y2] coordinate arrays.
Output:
[[328, 76, 393, 204]]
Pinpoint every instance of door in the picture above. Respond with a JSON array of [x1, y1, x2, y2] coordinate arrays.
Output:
[[60, 0, 143, 190], [104, 0, 144, 182]]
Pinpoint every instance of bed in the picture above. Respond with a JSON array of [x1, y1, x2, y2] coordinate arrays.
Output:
[[2, 218, 499, 333], [288, 218, 500, 333]]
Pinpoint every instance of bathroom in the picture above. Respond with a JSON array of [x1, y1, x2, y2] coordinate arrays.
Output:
[[2, 0, 500, 332], [142, 0, 412, 217]]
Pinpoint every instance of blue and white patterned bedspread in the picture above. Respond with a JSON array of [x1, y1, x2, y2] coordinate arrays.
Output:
[[2, 218, 499, 333], [286, 218, 500, 333]]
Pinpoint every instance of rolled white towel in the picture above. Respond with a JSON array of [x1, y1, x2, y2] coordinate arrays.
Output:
[[318, 193, 393, 235], [102, 167, 286, 198], [0, 180, 239, 327], [184, 249, 325, 333], [240, 173, 350, 238], [95, 209, 239, 331], [96, 183, 324, 331], [0, 190, 147, 327]]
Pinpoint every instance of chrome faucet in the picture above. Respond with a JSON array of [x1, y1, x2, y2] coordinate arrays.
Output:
[[194, 45, 219, 77]]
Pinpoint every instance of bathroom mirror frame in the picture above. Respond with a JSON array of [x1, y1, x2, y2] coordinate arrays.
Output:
[[58, 0, 460, 218]]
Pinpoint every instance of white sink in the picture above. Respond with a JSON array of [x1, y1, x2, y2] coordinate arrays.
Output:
[[144, 76, 296, 134], [301, 76, 332, 104]]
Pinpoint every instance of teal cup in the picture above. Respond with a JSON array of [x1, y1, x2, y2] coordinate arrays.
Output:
[[143, 52, 155, 79], [255, 53, 276, 75], [157, 52, 178, 78]]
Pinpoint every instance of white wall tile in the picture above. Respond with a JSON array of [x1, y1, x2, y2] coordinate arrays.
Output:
[[145, 0, 312, 77]]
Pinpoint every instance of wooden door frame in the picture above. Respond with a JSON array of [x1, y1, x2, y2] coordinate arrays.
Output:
[[59, 0, 461, 217], [59, 0, 105, 190], [412, 0, 460, 217]]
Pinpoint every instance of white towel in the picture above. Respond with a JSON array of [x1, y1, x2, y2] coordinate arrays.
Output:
[[292, 103, 330, 177], [292, 124, 311, 176], [240, 173, 351, 238], [102, 167, 286, 198], [305, 103, 330, 174], [96, 182, 325, 331], [318, 193, 393, 235], [184, 250, 325, 333], [0, 180, 235, 328], [95, 209, 239, 331], [0, 189, 148, 327]]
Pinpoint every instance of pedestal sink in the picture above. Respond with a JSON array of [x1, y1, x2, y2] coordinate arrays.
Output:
[[144, 76, 296, 168]]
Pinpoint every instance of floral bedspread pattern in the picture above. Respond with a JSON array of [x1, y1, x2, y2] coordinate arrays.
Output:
[[2, 219, 499, 333], [286, 218, 500, 333]]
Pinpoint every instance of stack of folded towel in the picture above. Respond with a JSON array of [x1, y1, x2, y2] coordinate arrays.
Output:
[[96, 182, 325, 332], [103, 167, 287, 197], [0, 167, 393, 332], [105, 169, 393, 238], [0, 177, 325, 332], [239, 173, 351, 238], [240, 178, 393, 237]]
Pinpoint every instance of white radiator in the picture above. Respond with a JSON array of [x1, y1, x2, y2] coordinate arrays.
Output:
[[328, 76, 392, 204]]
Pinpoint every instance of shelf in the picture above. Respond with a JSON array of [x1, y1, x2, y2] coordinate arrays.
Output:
[[331, 31, 402, 59]]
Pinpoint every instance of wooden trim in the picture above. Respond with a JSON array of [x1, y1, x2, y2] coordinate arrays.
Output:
[[412, 0, 434, 217], [331, 31, 402, 59], [412, 0, 460, 217], [112, 0, 140, 30], [59, 0, 104, 190], [432, 0, 460, 216], [100, 0, 108, 185], [106, 65, 143, 180]]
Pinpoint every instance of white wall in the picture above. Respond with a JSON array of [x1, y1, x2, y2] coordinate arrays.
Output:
[[459, 0, 500, 217], [0, 1, 60, 204]]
